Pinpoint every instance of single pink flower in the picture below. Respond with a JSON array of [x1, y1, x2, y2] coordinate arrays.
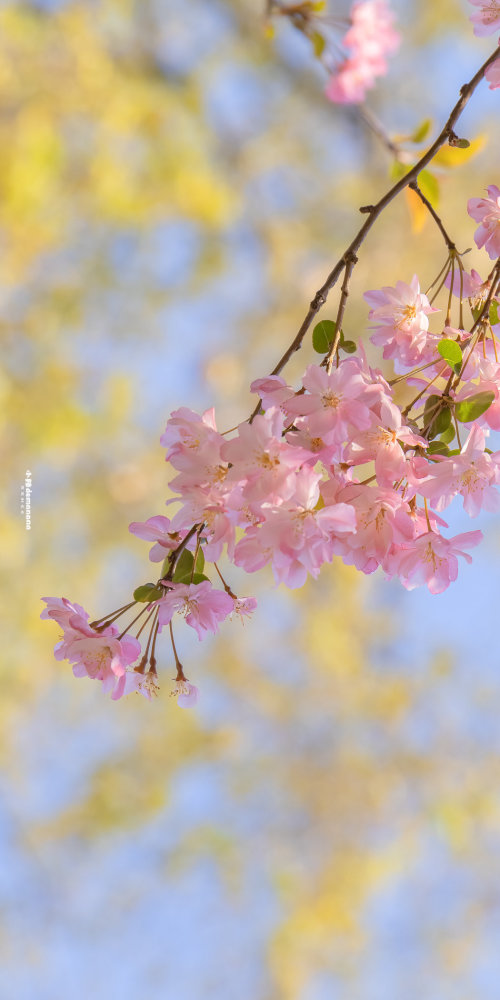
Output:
[[221, 407, 309, 503], [250, 375, 295, 410], [346, 396, 426, 486], [392, 529, 482, 594], [66, 623, 141, 677], [444, 267, 485, 299], [129, 515, 183, 562], [365, 275, 439, 368], [468, 0, 500, 36], [171, 680, 200, 708], [160, 406, 221, 464], [284, 361, 381, 447], [231, 596, 258, 622], [157, 581, 234, 640], [416, 425, 500, 517], [468, 185, 500, 260], [41, 596, 89, 629]]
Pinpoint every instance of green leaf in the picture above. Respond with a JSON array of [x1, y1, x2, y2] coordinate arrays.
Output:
[[173, 549, 194, 582], [424, 394, 451, 439], [455, 138, 470, 149], [490, 301, 499, 327], [172, 547, 206, 583], [418, 169, 440, 207], [340, 339, 356, 354], [440, 425, 455, 444], [427, 441, 450, 456], [160, 556, 170, 579], [312, 319, 336, 354], [455, 391, 495, 423], [312, 31, 326, 57], [411, 118, 432, 144], [133, 583, 164, 603], [190, 573, 210, 585], [390, 160, 410, 182], [438, 338, 462, 374]]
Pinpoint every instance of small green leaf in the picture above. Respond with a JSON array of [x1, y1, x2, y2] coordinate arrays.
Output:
[[424, 394, 451, 438], [455, 138, 470, 149], [490, 301, 499, 326], [312, 31, 326, 57], [173, 549, 194, 582], [172, 547, 207, 583], [411, 118, 432, 144], [438, 338, 462, 374], [340, 339, 356, 354], [418, 169, 440, 207], [455, 391, 495, 423], [190, 573, 210, 585], [390, 160, 410, 182], [440, 425, 455, 444], [133, 583, 164, 603], [312, 319, 336, 354], [427, 442, 450, 456]]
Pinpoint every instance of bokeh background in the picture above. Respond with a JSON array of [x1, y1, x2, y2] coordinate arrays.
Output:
[[3, 1, 500, 997]]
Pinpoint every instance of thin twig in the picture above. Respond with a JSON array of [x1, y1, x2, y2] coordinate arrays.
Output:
[[409, 181, 456, 252], [325, 250, 357, 373]]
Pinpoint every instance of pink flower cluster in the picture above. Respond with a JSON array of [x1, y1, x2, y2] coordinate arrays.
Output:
[[43, 182, 500, 704], [41, 597, 147, 701], [325, 0, 400, 104]]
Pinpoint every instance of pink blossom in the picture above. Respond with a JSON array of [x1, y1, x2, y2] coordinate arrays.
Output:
[[326, 57, 377, 104], [231, 596, 258, 622], [160, 406, 221, 464], [485, 55, 500, 90], [347, 0, 400, 54], [171, 680, 199, 708], [62, 619, 142, 696], [444, 266, 485, 299], [157, 581, 234, 640], [392, 529, 483, 594], [468, 185, 500, 260], [326, 1, 400, 105], [416, 425, 500, 516], [346, 396, 426, 485], [364, 275, 439, 368], [283, 361, 382, 448], [221, 407, 310, 503], [468, 0, 500, 36], [129, 515, 183, 562], [41, 597, 89, 629], [250, 376, 295, 410]]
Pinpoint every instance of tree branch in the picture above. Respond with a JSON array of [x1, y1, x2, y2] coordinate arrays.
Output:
[[268, 43, 500, 378]]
